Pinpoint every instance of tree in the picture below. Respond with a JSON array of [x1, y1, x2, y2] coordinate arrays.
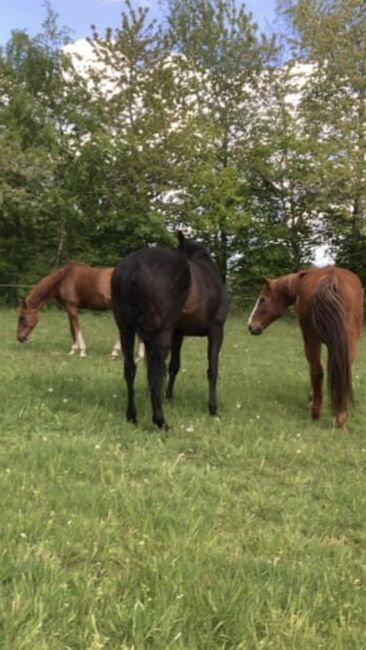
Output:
[[0, 5, 95, 296], [163, 0, 277, 279], [279, 0, 366, 281]]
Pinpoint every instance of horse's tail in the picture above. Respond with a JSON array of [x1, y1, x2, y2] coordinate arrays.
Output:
[[311, 275, 352, 416]]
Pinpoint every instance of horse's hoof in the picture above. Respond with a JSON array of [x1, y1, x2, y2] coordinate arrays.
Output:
[[335, 413, 347, 430], [154, 419, 169, 431], [127, 412, 137, 424]]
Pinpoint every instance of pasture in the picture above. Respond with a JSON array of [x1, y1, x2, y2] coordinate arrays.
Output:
[[1, 307, 366, 649]]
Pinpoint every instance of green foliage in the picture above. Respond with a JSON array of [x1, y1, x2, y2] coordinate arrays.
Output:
[[279, 0, 366, 275], [2, 0, 366, 304]]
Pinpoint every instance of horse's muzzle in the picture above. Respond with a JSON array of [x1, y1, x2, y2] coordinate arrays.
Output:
[[17, 334, 28, 343], [248, 323, 263, 335]]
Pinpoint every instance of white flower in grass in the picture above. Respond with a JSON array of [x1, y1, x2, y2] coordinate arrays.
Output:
[[20, 532, 27, 539], [256, 414, 260, 420], [236, 402, 241, 409], [62, 398, 69, 404], [47, 387, 54, 393], [185, 425, 194, 433], [95, 444, 101, 450]]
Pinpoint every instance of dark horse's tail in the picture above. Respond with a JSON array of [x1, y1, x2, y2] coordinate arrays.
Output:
[[311, 275, 352, 416]]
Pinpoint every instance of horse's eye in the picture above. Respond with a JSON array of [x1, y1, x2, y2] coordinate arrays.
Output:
[[259, 297, 265, 305]]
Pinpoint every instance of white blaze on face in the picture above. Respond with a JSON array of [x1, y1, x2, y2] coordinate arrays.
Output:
[[248, 298, 260, 328]]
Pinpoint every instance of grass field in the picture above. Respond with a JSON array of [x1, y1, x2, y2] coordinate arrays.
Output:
[[1, 307, 366, 649]]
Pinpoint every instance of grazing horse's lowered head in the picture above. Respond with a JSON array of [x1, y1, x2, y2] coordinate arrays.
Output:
[[17, 298, 39, 342]]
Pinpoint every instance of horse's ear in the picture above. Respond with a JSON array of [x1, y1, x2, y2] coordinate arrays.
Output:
[[262, 276, 271, 287], [177, 231, 185, 250]]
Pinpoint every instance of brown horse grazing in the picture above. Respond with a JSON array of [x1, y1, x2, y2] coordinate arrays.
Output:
[[17, 262, 145, 361], [112, 232, 228, 430], [248, 266, 363, 429]]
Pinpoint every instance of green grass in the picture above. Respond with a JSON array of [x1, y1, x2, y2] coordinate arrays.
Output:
[[1, 307, 366, 649]]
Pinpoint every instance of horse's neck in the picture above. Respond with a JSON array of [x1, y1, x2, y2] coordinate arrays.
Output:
[[274, 273, 300, 306], [27, 284, 54, 310], [27, 267, 67, 309]]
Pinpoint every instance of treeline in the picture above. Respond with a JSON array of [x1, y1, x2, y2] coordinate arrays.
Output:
[[1, 0, 365, 303]]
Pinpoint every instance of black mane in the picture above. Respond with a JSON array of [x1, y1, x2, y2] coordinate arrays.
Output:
[[177, 231, 215, 265]]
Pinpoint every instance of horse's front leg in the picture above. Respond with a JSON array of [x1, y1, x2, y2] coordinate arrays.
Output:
[[67, 308, 86, 357], [207, 324, 224, 416], [120, 326, 137, 424], [166, 330, 183, 400], [303, 329, 323, 420]]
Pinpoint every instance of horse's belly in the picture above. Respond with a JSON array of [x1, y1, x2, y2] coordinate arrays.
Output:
[[177, 312, 209, 336]]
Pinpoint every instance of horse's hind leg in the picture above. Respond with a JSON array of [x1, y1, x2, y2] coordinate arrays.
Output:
[[146, 331, 171, 430], [166, 330, 183, 400], [67, 308, 87, 357], [120, 325, 137, 423], [303, 332, 323, 420], [207, 324, 224, 416]]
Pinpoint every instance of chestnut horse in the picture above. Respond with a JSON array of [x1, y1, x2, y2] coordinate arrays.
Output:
[[17, 262, 144, 360], [248, 266, 363, 429], [112, 233, 228, 430]]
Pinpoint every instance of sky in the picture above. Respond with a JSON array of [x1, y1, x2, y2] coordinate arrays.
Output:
[[0, 0, 278, 47]]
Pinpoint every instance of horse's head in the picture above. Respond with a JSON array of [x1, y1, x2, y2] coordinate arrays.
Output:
[[248, 278, 287, 335], [17, 298, 38, 342]]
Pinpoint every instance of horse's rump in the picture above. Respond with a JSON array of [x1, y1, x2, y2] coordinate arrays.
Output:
[[112, 248, 191, 336], [311, 274, 352, 415]]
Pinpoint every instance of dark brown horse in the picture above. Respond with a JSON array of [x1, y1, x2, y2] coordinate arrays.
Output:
[[112, 233, 228, 430], [248, 266, 363, 429], [17, 262, 144, 360]]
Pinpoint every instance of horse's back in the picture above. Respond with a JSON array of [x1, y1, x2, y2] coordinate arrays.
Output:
[[58, 263, 114, 309]]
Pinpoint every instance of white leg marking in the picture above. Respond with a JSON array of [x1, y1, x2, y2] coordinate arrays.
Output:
[[77, 331, 87, 357], [135, 340, 145, 364], [69, 342, 79, 355], [111, 340, 121, 359]]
